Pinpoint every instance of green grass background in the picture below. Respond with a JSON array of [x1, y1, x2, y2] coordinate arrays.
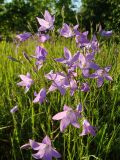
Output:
[[0, 35, 120, 160]]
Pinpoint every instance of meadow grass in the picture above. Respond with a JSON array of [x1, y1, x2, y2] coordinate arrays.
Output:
[[0, 36, 120, 160]]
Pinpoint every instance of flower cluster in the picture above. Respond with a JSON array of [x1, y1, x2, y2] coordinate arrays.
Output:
[[14, 10, 113, 159]]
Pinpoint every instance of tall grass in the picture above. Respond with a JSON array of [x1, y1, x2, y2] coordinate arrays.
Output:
[[0, 36, 120, 160]]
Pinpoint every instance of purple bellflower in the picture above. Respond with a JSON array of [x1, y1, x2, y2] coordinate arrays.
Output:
[[81, 82, 90, 92], [90, 66, 113, 87], [45, 71, 69, 95], [45, 70, 78, 96], [10, 105, 18, 113], [17, 73, 34, 93], [20, 135, 61, 160], [32, 46, 48, 70], [85, 35, 99, 52], [39, 34, 50, 43], [100, 30, 112, 37], [77, 53, 99, 77], [59, 23, 79, 38], [52, 105, 82, 132], [55, 47, 80, 68], [37, 10, 55, 32], [16, 32, 31, 42], [33, 88, 46, 104], [75, 31, 89, 48], [80, 119, 96, 136]]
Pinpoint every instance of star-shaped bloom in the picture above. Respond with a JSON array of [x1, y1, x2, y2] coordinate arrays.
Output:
[[52, 105, 82, 132], [45, 71, 69, 95], [16, 32, 31, 41], [20, 136, 61, 160], [77, 53, 99, 77], [81, 82, 90, 92], [32, 46, 48, 70], [80, 119, 96, 136], [59, 23, 79, 38], [37, 10, 55, 32], [90, 66, 113, 87], [17, 73, 34, 93], [75, 31, 89, 48], [33, 88, 46, 104], [55, 47, 80, 68]]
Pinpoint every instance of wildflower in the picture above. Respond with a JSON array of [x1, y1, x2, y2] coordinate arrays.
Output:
[[17, 73, 34, 93], [45, 71, 69, 95], [16, 32, 31, 42], [59, 23, 79, 38], [75, 31, 89, 48], [77, 53, 99, 77], [39, 34, 50, 43], [100, 30, 112, 37], [20, 136, 61, 160], [10, 105, 18, 113], [55, 47, 80, 68], [33, 88, 46, 104], [37, 10, 55, 31], [80, 119, 96, 136], [32, 46, 48, 70], [90, 66, 113, 87], [81, 82, 90, 92], [52, 105, 82, 132]]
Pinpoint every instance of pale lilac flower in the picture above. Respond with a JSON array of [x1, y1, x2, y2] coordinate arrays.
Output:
[[59, 23, 79, 38], [52, 105, 82, 132], [37, 10, 55, 31], [45, 71, 69, 95], [90, 66, 113, 87], [77, 53, 99, 77], [33, 88, 46, 104], [16, 32, 31, 41], [81, 82, 90, 92], [75, 31, 89, 48], [39, 34, 50, 43], [80, 119, 96, 136], [32, 46, 48, 70], [86, 35, 99, 51], [45, 70, 78, 96], [10, 105, 18, 113], [100, 30, 112, 37], [21, 136, 61, 160], [17, 73, 34, 93], [55, 47, 80, 68]]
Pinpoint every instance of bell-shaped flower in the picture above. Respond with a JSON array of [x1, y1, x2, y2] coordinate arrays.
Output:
[[32, 46, 48, 70], [59, 23, 79, 38], [75, 31, 89, 48], [20, 136, 61, 160], [37, 10, 55, 32], [39, 34, 50, 43], [16, 32, 31, 42], [100, 30, 112, 37], [55, 47, 80, 68], [80, 119, 96, 136], [45, 71, 69, 95], [17, 73, 34, 93], [10, 105, 18, 113], [77, 53, 99, 77], [52, 105, 82, 132], [81, 82, 90, 92], [33, 88, 46, 104], [90, 66, 113, 87]]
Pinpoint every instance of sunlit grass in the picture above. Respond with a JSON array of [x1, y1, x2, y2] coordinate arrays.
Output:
[[0, 36, 120, 160]]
